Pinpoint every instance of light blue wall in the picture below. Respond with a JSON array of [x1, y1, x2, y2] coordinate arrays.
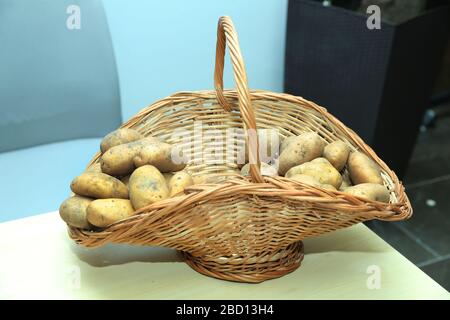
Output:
[[103, 0, 288, 120]]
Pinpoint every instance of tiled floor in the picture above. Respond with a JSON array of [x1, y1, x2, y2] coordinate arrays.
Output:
[[366, 113, 450, 292]]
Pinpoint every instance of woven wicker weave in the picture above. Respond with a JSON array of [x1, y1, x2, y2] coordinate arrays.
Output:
[[67, 16, 412, 283]]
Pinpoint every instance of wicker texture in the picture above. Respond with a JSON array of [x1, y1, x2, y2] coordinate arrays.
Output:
[[68, 17, 412, 283]]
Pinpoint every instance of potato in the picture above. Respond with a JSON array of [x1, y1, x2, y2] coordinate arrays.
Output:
[[278, 132, 325, 175], [290, 174, 322, 187], [280, 135, 297, 154], [323, 141, 350, 171], [100, 128, 143, 153], [86, 199, 135, 228], [348, 152, 383, 185], [163, 173, 174, 185], [192, 174, 222, 184], [343, 183, 390, 203], [285, 158, 342, 188], [322, 184, 337, 191], [120, 175, 130, 187], [70, 172, 129, 199], [129, 165, 169, 209], [59, 196, 92, 229], [101, 137, 160, 176], [339, 173, 352, 191], [85, 162, 102, 173], [169, 172, 193, 197], [290, 174, 337, 191], [133, 142, 186, 173], [241, 162, 278, 177]]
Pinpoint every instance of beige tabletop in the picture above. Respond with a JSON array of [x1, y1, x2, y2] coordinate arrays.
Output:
[[0, 211, 448, 299]]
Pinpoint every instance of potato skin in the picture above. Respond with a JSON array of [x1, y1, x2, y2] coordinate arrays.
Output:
[[59, 196, 93, 229], [241, 162, 278, 177], [129, 165, 169, 209], [120, 175, 130, 187], [290, 174, 337, 191], [133, 142, 186, 173], [280, 136, 297, 154], [278, 132, 325, 175], [169, 172, 193, 197], [290, 174, 322, 187], [322, 184, 337, 191], [339, 173, 352, 191], [323, 141, 350, 171], [286, 158, 342, 188], [348, 152, 383, 185], [86, 199, 135, 228], [100, 128, 143, 153], [163, 172, 174, 185], [343, 183, 390, 203], [100, 138, 160, 176], [70, 172, 129, 199]]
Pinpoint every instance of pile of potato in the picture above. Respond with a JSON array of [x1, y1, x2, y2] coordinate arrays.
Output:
[[239, 131, 390, 203], [59, 128, 193, 230], [60, 128, 390, 231]]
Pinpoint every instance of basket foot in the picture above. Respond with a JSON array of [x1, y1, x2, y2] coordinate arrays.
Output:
[[182, 241, 304, 283]]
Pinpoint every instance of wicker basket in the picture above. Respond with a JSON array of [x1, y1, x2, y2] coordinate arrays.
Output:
[[68, 16, 412, 283]]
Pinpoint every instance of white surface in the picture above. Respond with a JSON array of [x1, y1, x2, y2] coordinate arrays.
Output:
[[0, 212, 448, 299]]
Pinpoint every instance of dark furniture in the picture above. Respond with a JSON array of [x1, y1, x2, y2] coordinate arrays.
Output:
[[285, 0, 450, 178]]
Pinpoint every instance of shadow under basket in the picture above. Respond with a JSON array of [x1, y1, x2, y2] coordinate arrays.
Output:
[[66, 16, 412, 283]]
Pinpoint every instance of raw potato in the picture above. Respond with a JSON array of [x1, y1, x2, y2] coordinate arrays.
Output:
[[241, 162, 278, 177], [100, 128, 143, 153], [85, 162, 102, 173], [290, 174, 337, 191], [280, 135, 297, 154], [290, 174, 322, 187], [191, 174, 211, 184], [129, 165, 169, 209], [87, 199, 135, 228], [70, 172, 129, 199], [343, 183, 390, 203], [340, 173, 352, 191], [120, 175, 131, 187], [285, 158, 342, 188], [323, 141, 350, 171], [322, 184, 338, 191], [169, 172, 193, 196], [163, 173, 174, 185], [133, 142, 186, 173], [278, 132, 325, 175], [348, 152, 383, 185], [101, 137, 160, 176], [59, 196, 93, 229]]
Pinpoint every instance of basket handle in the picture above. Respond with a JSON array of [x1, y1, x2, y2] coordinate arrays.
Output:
[[214, 16, 263, 183]]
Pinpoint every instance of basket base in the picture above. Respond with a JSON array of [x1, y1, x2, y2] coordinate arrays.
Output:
[[182, 241, 304, 283]]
